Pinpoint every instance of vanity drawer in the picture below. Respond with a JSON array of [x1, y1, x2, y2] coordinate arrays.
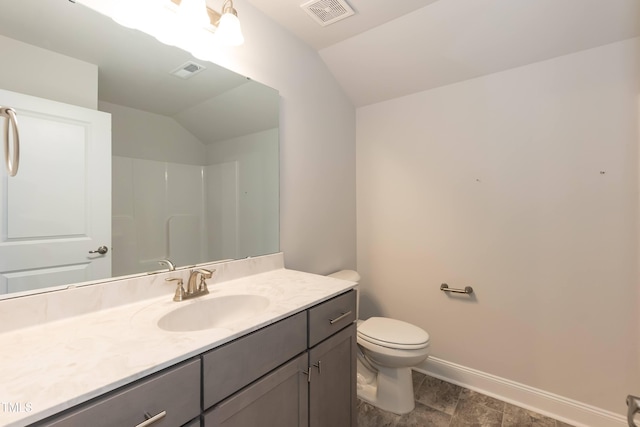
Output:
[[202, 311, 307, 409], [308, 290, 356, 347], [36, 359, 201, 427]]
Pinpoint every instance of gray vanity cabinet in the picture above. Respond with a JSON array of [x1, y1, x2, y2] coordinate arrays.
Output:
[[29, 289, 357, 427], [202, 311, 308, 427], [32, 359, 201, 427], [307, 289, 356, 347], [204, 353, 309, 427], [308, 324, 357, 427], [183, 418, 202, 427], [202, 312, 307, 409], [204, 289, 357, 427], [307, 291, 357, 427]]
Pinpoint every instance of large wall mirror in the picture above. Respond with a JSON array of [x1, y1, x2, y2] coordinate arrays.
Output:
[[0, 0, 279, 299]]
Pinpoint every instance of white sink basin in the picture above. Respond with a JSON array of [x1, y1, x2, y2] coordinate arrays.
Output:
[[157, 294, 270, 332]]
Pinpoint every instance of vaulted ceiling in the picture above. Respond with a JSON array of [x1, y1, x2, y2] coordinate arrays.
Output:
[[2, 0, 638, 114], [0, 0, 279, 144], [249, 0, 640, 106]]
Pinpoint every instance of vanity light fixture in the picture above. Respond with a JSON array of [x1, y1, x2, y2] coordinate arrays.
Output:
[[82, 0, 244, 50], [215, 0, 244, 46], [170, 0, 244, 46], [176, 0, 210, 27]]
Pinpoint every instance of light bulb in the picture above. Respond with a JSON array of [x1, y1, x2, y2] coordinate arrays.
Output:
[[215, 12, 244, 46], [178, 0, 210, 27]]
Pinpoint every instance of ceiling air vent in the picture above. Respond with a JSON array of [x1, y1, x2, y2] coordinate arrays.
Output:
[[170, 61, 206, 79], [301, 0, 355, 27]]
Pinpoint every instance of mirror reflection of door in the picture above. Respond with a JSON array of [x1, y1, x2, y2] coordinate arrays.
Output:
[[0, 88, 111, 295]]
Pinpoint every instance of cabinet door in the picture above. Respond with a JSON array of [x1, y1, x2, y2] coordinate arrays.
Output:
[[204, 353, 309, 427], [308, 323, 356, 427], [183, 417, 201, 427], [202, 311, 306, 409]]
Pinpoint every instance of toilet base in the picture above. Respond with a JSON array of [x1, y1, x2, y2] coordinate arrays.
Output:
[[356, 357, 416, 415]]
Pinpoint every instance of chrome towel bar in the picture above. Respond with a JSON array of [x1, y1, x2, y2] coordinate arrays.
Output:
[[440, 283, 473, 295], [0, 106, 20, 177]]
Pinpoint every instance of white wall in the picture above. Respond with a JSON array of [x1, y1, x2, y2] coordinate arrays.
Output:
[[0, 35, 97, 109], [207, 129, 279, 260], [202, 0, 357, 274], [108, 101, 280, 275], [2, 0, 357, 277], [100, 101, 207, 165], [112, 156, 207, 275], [106, 101, 209, 275], [356, 38, 640, 419]]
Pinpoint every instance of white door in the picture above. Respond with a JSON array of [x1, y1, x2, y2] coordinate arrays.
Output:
[[0, 89, 111, 295]]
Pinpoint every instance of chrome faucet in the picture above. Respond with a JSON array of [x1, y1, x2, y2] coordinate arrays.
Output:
[[166, 269, 214, 302], [187, 268, 213, 294], [158, 259, 176, 271], [166, 277, 185, 302]]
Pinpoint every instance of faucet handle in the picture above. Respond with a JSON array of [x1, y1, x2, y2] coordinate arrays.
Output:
[[195, 269, 214, 292], [196, 268, 214, 279], [166, 277, 185, 302]]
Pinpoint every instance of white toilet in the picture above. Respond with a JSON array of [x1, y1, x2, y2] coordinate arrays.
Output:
[[328, 270, 430, 415]]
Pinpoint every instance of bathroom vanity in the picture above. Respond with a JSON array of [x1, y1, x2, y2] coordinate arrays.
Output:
[[0, 254, 357, 427]]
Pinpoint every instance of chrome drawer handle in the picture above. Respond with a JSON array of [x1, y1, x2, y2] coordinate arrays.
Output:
[[136, 411, 167, 427], [329, 310, 352, 324], [302, 368, 311, 383]]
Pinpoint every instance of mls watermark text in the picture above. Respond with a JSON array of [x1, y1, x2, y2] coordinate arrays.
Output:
[[1, 401, 33, 413]]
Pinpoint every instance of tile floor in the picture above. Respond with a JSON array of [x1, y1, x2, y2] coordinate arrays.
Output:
[[357, 371, 575, 427]]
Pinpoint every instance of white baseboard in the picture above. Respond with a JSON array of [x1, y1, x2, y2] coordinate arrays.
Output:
[[415, 357, 627, 427]]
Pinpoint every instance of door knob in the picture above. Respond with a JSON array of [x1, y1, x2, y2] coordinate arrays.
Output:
[[88, 246, 108, 255]]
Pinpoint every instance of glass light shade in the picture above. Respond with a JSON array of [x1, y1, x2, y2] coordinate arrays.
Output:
[[215, 12, 244, 46]]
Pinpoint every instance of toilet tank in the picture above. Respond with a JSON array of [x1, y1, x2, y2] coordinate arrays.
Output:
[[328, 270, 361, 319]]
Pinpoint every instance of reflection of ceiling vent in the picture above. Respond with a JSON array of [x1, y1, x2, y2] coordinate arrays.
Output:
[[170, 61, 206, 79], [301, 0, 355, 27]]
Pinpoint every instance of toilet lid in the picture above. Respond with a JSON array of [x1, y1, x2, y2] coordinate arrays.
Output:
[[358, 317, 430, 350]]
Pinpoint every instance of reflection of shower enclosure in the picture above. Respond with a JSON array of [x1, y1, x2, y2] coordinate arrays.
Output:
[[112, 157, 240, 276], [106, 96, 279, 277]]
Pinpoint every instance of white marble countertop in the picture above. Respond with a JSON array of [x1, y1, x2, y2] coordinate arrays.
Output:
[[0, 268, 355, 427]]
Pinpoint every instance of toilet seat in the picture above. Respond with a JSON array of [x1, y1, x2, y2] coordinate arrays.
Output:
[[358, 317, 430, 350]]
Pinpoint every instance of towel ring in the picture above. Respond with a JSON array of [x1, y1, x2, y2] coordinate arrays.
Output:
[[0, 107, 20, 177]]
